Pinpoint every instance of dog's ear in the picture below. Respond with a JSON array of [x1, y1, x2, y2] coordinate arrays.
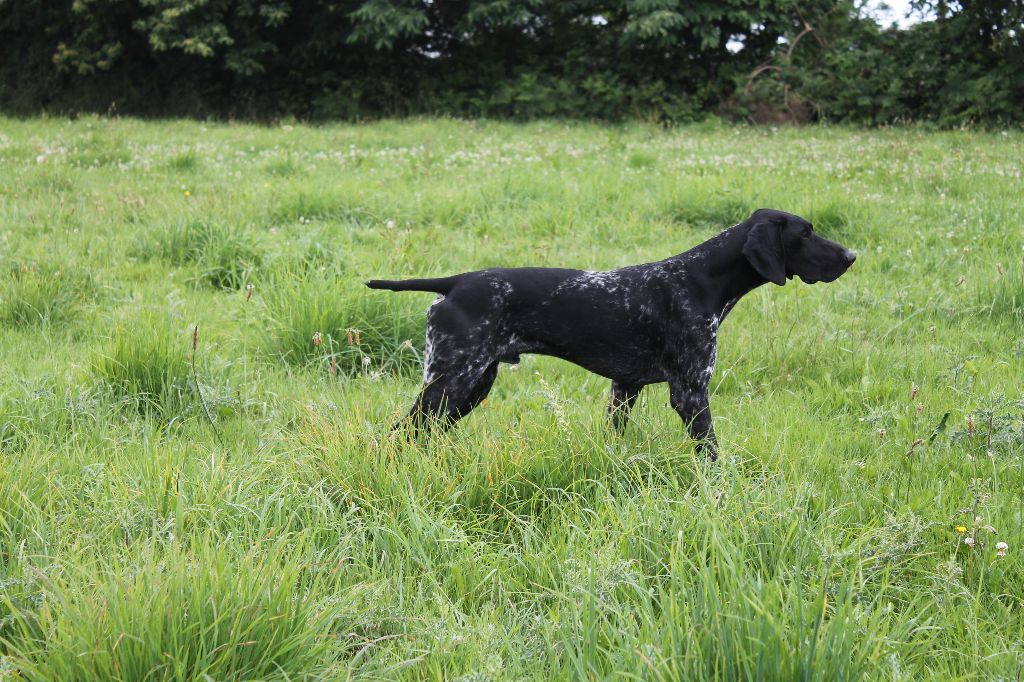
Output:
[[742, 220, 786, 286]]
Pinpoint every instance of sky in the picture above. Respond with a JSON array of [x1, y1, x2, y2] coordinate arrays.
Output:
[[865, 0, 931, 28], [725, 1, 929, 53]]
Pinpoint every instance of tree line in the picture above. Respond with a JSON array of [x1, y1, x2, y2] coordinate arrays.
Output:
[[1, 0, 1021, 125]]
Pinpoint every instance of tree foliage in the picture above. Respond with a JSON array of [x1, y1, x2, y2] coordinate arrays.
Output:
[[0, 0, 1020, 124], [735, 0, 1024, 125]]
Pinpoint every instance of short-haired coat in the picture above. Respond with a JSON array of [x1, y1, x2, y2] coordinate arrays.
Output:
[[368, 209, 856, 458]]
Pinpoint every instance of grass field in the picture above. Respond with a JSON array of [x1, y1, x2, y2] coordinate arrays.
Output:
[[0, 116, 1022, 680]]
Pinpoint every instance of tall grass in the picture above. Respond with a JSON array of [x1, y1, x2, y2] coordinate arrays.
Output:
[[134, 219, 263, 290], [260, 267, 425, 376], [975, 260, 1024, 320], [89, 311, 195, 415], [2, 541, 350, 681], [0, 262, 96, 328], [0, 117, 1021, 680]]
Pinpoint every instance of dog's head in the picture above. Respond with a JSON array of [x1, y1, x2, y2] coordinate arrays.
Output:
[[741, 209, 856, 286]]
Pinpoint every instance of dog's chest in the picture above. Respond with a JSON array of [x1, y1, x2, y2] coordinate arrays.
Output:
[[669, 312, 719, 384]]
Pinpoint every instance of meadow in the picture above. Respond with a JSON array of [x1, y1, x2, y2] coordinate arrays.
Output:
[[0, 116, 1022, 680]]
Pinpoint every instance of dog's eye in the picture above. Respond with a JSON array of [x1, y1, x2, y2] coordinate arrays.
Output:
[[803, 228, 812, 238]]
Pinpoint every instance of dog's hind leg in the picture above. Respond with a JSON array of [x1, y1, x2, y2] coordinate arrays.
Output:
[[453, 361, 499, 419], [400, 288, 505, 435], [608, 382, 643, 433], [406, 359, 499, 433]]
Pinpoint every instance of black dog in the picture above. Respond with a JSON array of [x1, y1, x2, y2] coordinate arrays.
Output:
[[368, 209, 855, 458]]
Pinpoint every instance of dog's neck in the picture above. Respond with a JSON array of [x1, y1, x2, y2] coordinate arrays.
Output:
[[669, 222, 768, 319]]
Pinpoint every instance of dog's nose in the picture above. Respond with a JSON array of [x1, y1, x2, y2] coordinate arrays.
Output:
[[842, 249, 857, 265]]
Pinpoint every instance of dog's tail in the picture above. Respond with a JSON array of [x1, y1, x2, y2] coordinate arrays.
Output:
[[365, 276, 458, 295]]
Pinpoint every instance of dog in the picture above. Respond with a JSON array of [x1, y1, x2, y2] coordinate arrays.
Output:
[[367, 209, 856, 458]]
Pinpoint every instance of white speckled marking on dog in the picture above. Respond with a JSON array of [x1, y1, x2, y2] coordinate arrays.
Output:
[[367, 208, 857, 459]]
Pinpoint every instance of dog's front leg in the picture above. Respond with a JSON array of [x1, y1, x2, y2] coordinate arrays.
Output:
[[608, 382, 643, 433], [669, 382, 717, 460]]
